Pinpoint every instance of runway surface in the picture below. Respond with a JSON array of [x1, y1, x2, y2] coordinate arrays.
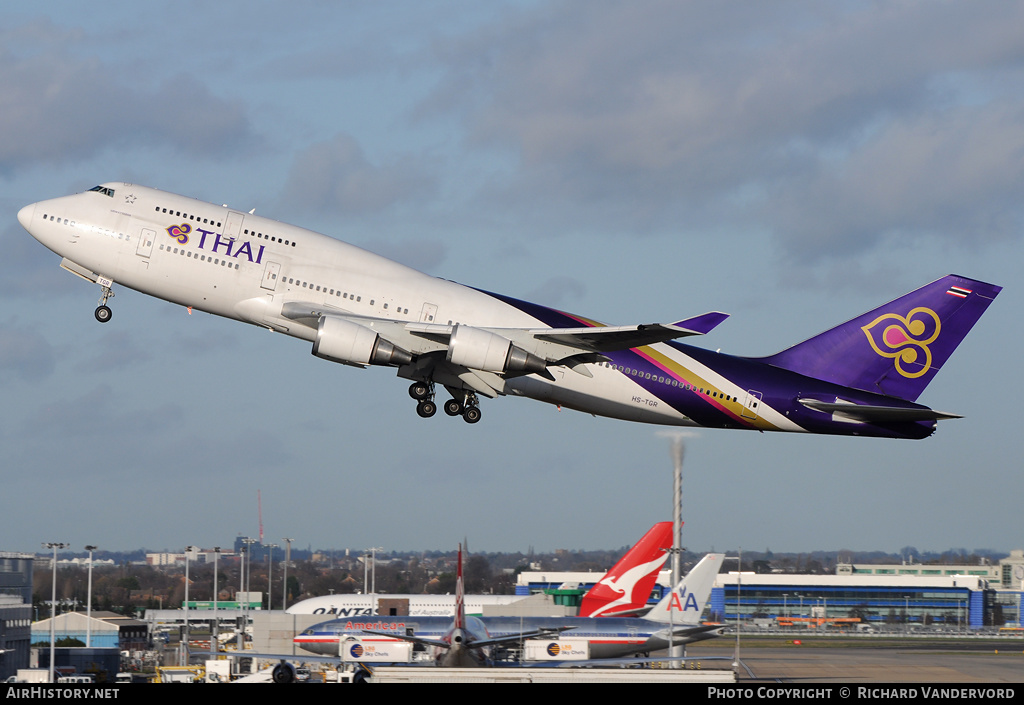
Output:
[[686, 637, 1024, 683]]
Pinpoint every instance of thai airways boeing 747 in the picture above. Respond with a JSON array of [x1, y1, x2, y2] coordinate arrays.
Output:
[[19, 182, 999, 435]]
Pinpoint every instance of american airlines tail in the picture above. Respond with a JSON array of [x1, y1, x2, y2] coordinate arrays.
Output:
[[578, 522, 674, 618], [645, 553, 724, 625], [757, 275, 1001, 402]]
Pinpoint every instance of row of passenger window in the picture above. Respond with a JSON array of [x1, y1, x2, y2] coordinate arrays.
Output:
[[281, 276, 411, 316], [41, 213, 128, 241], [159, 243, 240, 270], [602, 362, 737, 402], [244, 227, 296, 247], [152, 205, 299, 249], [155, 205, 221, 229]]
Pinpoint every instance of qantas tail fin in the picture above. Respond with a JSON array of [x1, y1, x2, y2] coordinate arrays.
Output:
[[646, 553, 724, 625], [579, 522, 674, 618], [758, 275, 1001, 402]]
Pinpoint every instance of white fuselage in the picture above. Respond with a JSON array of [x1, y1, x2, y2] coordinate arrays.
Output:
[[21, 182, 748, 427]]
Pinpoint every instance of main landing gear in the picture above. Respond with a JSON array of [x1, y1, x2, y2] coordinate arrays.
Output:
[[409, 381, 437, 417], [94, 283, 115, 323], [409, 382, 482, 424]]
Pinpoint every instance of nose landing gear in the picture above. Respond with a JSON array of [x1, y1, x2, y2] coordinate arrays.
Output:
[[94, 281, 115, 323]]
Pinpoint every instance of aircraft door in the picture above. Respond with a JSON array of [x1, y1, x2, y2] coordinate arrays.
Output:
[[261, 261, 281, 291], [741, 390, 762, 419], [419, 302, 438, 323], [136, 228, 156, 258], [223, 211, 245, 241]]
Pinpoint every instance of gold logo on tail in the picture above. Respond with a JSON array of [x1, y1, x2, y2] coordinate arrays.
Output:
[[861, 307, 940, 378]]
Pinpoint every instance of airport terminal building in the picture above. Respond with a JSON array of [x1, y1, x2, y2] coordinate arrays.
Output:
[[517, 552, 1024, 630]]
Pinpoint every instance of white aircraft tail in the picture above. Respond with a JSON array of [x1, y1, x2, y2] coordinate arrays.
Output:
[[645, 553, 724, 625]]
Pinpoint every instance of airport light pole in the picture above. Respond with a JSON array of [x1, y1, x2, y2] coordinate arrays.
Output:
[[905, 595, 910, 634], [365, 547, 383, 598], [212, 547, 220, 652], [84, 545, 97, 647], [668, 436, 685, 666], [242, 537, 257, 651], [265, 544, 278, 611], [43, 542, 68, 684], [282, 538, 293, 611], [732, 548, 741, 675], [183, 546, 195, 667], [237, 543, 247, 653]]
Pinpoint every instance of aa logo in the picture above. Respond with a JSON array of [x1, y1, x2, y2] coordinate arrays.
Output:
[[670, 589, 700, 612], [861, 307, 940, 378]]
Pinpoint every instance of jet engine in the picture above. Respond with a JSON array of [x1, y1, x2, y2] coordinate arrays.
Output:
[[271, 661, 296, 684], [312, 316, 412, 367], [446, 325, 547, 375]]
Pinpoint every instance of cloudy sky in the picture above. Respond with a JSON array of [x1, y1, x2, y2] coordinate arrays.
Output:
[[2, 1, 1022, 558]]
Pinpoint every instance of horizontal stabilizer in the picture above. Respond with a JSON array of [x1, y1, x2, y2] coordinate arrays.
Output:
[[653, 623, 726, 640], [798, 398, 962, 422]]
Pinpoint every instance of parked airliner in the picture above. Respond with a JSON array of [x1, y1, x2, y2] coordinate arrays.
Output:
[[294, 552, 725, 664], [19, 183, 1000, 433], [287, 522, 673, 618]]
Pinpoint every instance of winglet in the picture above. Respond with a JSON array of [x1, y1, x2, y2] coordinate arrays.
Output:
[[670, 312, 729, 336]]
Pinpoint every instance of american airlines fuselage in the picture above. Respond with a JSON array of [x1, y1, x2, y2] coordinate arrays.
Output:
[[19, 182, 999, 433]]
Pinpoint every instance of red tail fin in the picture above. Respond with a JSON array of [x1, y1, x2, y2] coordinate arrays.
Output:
[[454, 543, 465, 631], [579, 522, 674, 618]]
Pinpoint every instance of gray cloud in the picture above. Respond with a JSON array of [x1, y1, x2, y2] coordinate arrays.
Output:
[[426, 1, 1024, 258], [72, 330, 153, 374], [279, 133, 436, 215], [524, 276, 587, 308], [21, 384, 184, 440], [0, 32, 256, 172], [0, 319, 56, 382], [358, 237, 450, 272]]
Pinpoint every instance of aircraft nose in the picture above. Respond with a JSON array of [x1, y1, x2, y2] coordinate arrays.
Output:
[[18, 203, 35, 231]]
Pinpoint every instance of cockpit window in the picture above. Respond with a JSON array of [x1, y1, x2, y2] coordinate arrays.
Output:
[[88, 185, 115, 198]]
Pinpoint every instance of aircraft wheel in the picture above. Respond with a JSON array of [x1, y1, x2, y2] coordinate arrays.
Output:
[[416, 400, 437, 418], [409, 382, 430, 400], [463, 406, 482, 424], [444, 399, 463, 416], [94, 305, 112, 323]]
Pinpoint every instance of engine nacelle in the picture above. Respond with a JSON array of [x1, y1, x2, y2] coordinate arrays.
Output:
[[312, 316, 412, 367], [271, 661, 296, 684], [446, 325, 547, 375]]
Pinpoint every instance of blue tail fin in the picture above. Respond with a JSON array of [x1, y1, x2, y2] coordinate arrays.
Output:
[[758, 275, 1001, 402]]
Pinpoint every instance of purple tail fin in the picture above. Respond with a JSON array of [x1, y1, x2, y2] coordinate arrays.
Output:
[[758, 275, 1001, 402]]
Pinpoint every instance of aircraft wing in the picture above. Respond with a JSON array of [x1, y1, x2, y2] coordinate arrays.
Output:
[[461, 627, 574, 650], [359, 626, 573, 651], [358, 630, 450, 649], [282, 303, 729, 367]]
